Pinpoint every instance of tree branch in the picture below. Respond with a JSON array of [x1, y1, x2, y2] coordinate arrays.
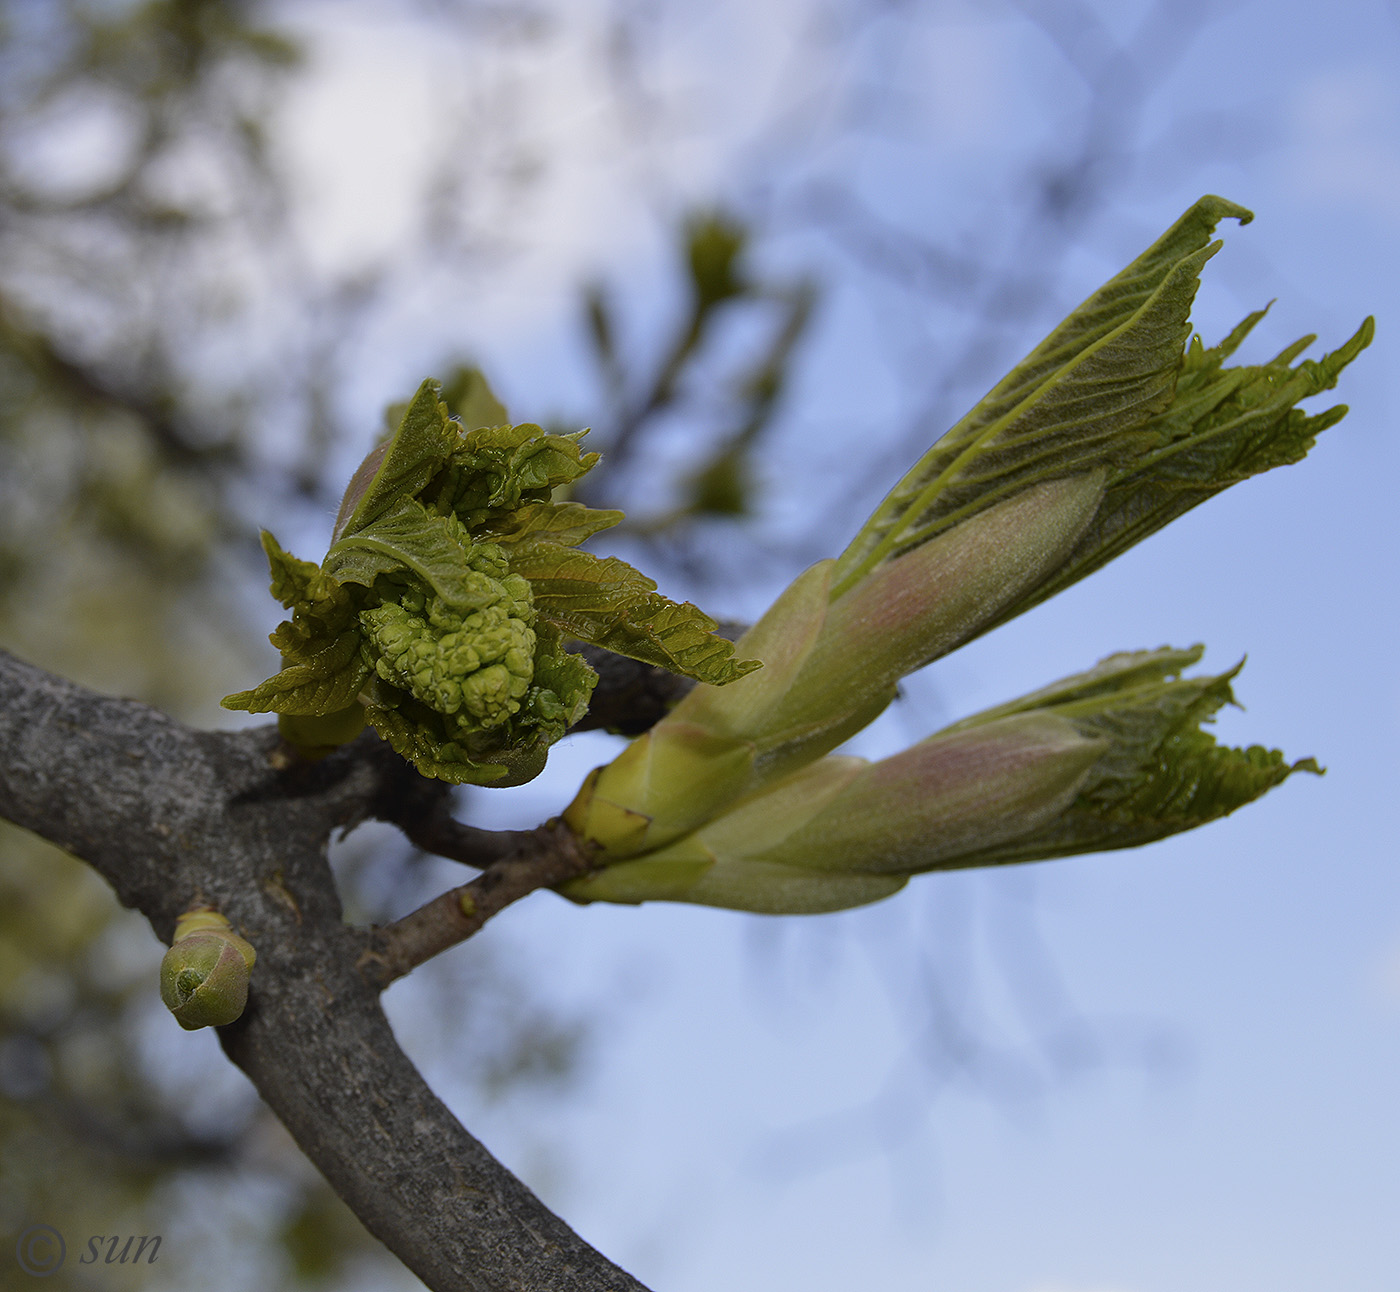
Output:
[[569, 642, 700, 735], [0, 648, 651, 1292], [362, 823, 595, 990], [568, 627, 746, 736]]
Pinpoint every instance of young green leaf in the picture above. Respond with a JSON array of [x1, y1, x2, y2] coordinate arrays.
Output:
[[326, 498, 498, 609], [333, 379, 457, 541], [262, 531, 323, 609], [511, 545, 761, 685], [828, 196, 1372, 658], [222, 627, 368, 716], [983, 314, 1374, 626], [439, 364, 510, 430], [941, 647, 1320, 867], [485, 499, 625, 552], [833, 196, 1255, 595], [363, 700, 515, 785], [432, 423, 601, 527], [222, 374, 782, 782]]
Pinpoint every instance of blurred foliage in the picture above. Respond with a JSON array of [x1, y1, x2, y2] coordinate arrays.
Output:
[[579, 210, 817, 533]]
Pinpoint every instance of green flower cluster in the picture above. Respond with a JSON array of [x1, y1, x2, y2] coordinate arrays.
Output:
[[363, 581, 535, 732], [359, 538, 555, 759], [224, 377, 757, 785]]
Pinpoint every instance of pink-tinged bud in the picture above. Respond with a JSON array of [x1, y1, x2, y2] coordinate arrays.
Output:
[[560, 718, 1101, 912], [670, 558, 834, 741], [740, 711, 1105, 875], [758, 474, 1104, 746], [557, 832, 908, 915], [565, 474, 1107, 863]]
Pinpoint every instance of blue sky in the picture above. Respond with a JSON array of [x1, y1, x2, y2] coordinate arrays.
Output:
[[263, 2, 1400, 1288]]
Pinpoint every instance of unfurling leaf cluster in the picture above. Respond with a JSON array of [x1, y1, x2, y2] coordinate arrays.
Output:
[[561, 196, 1368, 914], [223, 378, 758, 784]]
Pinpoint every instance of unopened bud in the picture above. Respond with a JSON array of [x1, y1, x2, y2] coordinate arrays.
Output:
[[159, 908, 256, 1031], [721, 712, 1105, 876], [755, 474, 1104, 753]]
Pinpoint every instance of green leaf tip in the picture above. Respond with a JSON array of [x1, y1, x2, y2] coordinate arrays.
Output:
[[513, 546, 763, 687], [938, 647, 1323, 868], [830, 196, 1369, 630], [225, 374, 757, 783]]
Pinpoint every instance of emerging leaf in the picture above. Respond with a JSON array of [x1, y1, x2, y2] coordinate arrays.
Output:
[[262, 531, 323, 609], [831, 196, 1372, 616], [333, 379, 457, 541], [327, 499, 489, 608], [222, 627, 368, 716], [485, 500, 625, 552], [439, 364, 510, 430], [224, 376, 753, 783], [513, 545, 762, 686], [989, 313, 1375, 626], [938, 647, 1321, 866]]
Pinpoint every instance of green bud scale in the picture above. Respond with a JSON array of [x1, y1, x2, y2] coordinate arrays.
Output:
[[159, 908, 257, 1031]]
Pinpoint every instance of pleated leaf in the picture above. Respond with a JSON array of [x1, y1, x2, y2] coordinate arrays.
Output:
[[333, 379, 457, 541], [222, 627, 369, 716], [833, 196, 1256, 595], [325, 497, 490, 609], [512, 546, 761, 685], [942, 647, 1320, 867]]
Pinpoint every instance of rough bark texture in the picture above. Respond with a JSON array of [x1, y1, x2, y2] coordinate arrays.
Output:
[[0, 647, 651, 1292]]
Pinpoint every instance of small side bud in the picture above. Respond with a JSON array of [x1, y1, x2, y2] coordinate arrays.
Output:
[[159, 908, 256, 1031]]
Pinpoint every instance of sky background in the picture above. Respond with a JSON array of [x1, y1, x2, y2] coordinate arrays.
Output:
[[189, 1, 1400, 1288]]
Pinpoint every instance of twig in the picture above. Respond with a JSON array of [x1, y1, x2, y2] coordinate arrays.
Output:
[[361, 822, 594, 990], [366, 755, 535, 866]]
